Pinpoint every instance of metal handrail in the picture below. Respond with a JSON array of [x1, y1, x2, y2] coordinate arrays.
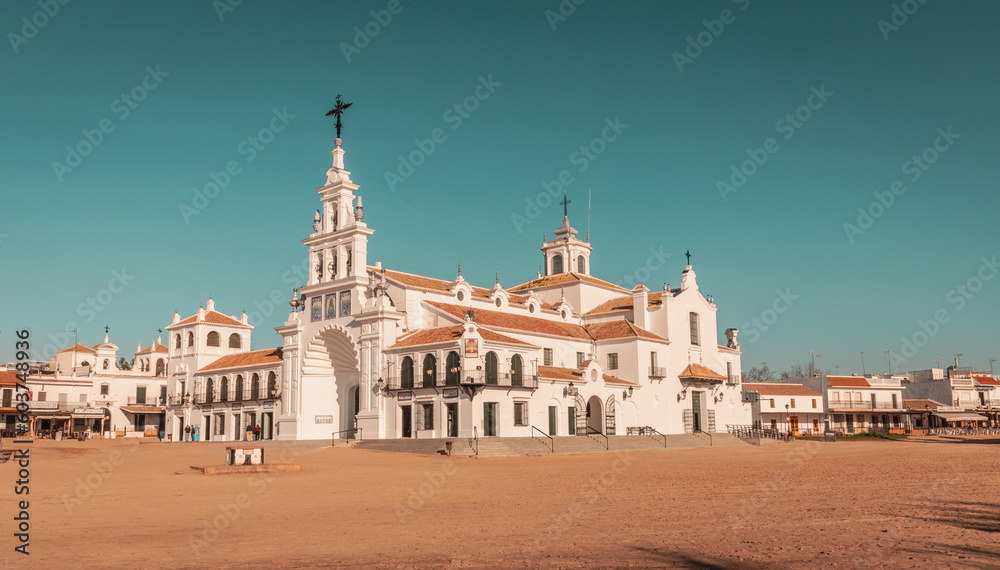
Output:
[[693, 429, 713, 446], [586, 425, 608, 449], [468, 426, 479, 456], [331, 427, 361, 445], [531, 425, 554, 453], [643, 426, 668, 448]]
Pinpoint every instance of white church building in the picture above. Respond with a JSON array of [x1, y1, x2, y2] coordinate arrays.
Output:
[[163, 135, 750, 442]]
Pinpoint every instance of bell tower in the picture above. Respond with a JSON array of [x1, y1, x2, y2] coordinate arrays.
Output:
[[541, 191, 592, 276]]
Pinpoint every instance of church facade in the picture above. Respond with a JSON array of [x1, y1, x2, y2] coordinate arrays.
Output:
[[163, 136, 750, 442]]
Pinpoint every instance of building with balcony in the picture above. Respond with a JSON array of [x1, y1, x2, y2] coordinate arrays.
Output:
[[742, 383, 825, 435], [899, 369, 992, 425], [156, 133, 750, 442], [787, 375, 908, 434]]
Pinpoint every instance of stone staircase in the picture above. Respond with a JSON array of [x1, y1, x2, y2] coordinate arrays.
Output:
[[349, 432, 747, 457]]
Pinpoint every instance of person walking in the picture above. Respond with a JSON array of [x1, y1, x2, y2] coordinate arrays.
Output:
[[245, 423, 253, 442], [253, 424, 261, 440]]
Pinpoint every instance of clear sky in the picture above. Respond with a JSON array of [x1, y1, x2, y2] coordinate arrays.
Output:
[[1, 0, 997, 376]]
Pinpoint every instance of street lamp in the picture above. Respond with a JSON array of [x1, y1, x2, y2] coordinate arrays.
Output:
[[785, 403, 790, 435]]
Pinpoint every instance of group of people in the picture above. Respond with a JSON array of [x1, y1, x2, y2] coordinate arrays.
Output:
[[245, 423, 263, 440]]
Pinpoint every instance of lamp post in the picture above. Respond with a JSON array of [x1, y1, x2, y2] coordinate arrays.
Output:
[[785, 403, 790, 436]]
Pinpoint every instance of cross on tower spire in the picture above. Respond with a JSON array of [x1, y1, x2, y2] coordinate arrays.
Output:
[[560, 190, 571, 218], [325, 94, 353, 139], [685, 249, 691, 265]]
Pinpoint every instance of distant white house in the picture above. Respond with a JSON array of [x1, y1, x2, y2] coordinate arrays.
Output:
[[742, 382, 824, 435], [786, 375, 907, 434]]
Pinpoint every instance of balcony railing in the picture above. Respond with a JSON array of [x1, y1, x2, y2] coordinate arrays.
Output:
[[192, 386, 277, 405], [649, 367, 666, 379], [386, 370, 538, 390], [829, 401, 873, 410], [726, 374, 740, 386]]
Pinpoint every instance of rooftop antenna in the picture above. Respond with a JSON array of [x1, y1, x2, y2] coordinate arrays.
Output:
[[954, 354, 962, 369], [586, 188, 591, 243], [860, 351, 866, 376], [990, 357, 997, 374]]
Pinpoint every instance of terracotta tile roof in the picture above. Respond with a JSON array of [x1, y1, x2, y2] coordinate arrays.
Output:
[[197, 348, 283, 373], [827, 375, 871, 387], [585, 291, 675, 315], [603, 374, 639, 386], [425, 301, 592, 340], [0, 371, 24, 386], [973, 375, 1000, 386], [372, 266, 551, 309], [744, 383, 823, 397], [584, 320, 667, 342], [510, 272, 629, 293], [678, 363, 727, 382], [168, 310, 250, 329], [136, 343, 168, 355], [902, 398, 948, 410], [57, 343, 97, 354], [388, 325, 535, 349], [538, 366, 583, 381]]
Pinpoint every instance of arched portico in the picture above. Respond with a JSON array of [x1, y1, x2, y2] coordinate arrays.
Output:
[[301, 325, 360, 438], [587, 395, 604, 434]]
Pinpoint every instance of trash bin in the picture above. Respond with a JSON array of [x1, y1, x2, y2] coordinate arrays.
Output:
[[55, 430, 62, 441], [824, 431, 836, 442]]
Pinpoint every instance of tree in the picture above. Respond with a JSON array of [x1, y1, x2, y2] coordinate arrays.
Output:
[[117, 356, 132, 371], [743, 362, 776, 383]]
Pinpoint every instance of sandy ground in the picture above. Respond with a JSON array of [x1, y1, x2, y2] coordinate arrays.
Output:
[[2, 435, 999, 569]]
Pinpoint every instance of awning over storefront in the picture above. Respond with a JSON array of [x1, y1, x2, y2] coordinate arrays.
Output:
[[121, 406, 164, 414], [932, 412, 988, 422]]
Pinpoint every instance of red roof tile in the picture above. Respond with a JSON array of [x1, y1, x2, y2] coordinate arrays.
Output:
[[388, 325, 535, 349], [973, 375, 1000, 386], [0, 371, 24, 386], [510, 272, 629, 293], [585, 291, 675, 315], [57, 343, 97, 354], [603, 374, 639, 386], [678, 363, 727, 382], [538, 366, 583, 381], [827, 376, 871, 387], [168, 310, 250, 329], [425, 301, 592, 340], [902, 398, 948, 410], [584, 320, 667, 342], [743, 383, 822, 397], [197, 348, 283, 373], [136, 343, 168, 355]]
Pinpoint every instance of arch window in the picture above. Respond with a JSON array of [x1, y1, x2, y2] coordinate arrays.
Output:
[[577, 255, 586, 274], [220, 377, 229, 402], [267, 372, 277, 398], [175, 334, 181, 349], [511, 354, 523, 387], [445, 351, 461, 386], [207, 331, 220, 347], [552, 254, 563, 275], [485, 351, 499, 385], [689, 313, 700, 346], [229, 334, 241, 349], [205, 378, 215, 404], [103, 359, 109, 370], [422, 354, 437, 387], [155, 359, 165, 377], [235, 375, 244, 401], [401, 357, 414, 389], [251, 373, 260, 400], [188, 332, 194, 347]]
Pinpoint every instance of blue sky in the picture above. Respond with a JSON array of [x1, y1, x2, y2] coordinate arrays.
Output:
[[1, 0, 997, 376]]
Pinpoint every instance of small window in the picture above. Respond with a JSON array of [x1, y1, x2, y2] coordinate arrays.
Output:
[[812, 399, 817, 408], [577, 255, 585, 274], [79, 393, 87, 402], [543, 348, 553, 367], [175, 334, 181, 349], [770, 400, 775, 409], [552, 254, 563, 275], [188, 332, 194, 347], [207, 331, 220, 347], [791, 398, 796, 409], [528, 304, 535, 314], [495, 297, 502, 308], [100, 384, 109, 395], [457, 290, 465, 302], [103, 359, 109, 370], [514, 402, 528, 426], [608, 353, 618, 371], [38, 392, 47, 402], [576, 352, 585, 368], [228, 333, 241, 348], [689, 313, 700, 346]]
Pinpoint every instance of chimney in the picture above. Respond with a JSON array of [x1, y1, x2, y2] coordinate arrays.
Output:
[[632, 284, 649, 330]]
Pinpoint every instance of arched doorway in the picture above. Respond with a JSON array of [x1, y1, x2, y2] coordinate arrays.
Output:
[[586, 395, 603, 434], [301, 326, 361, 438]]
